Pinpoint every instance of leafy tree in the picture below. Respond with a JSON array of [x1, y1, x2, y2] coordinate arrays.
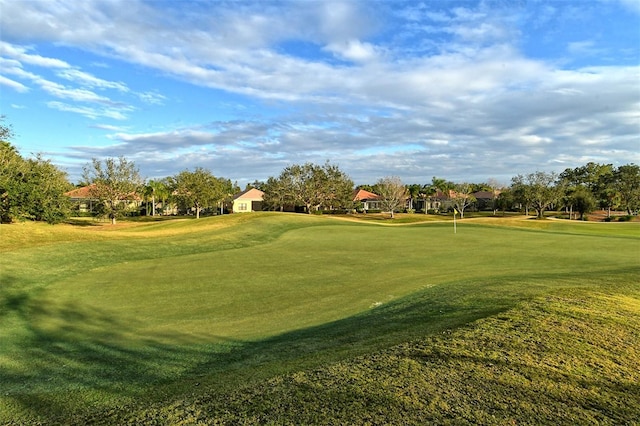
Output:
[[560, 162, 613, 194], [321, 162, 355, 211], [568, 186, 596, 220], [284, 163, 323, 213], [171, 167, 232, 218], [495, 189, 514, 216], [1, 119, 71, 224], [511, 172, 561, 218], [376, 176, 406, 219], [597, 172, 619, 218], [560, 162, 615, 217], [613, 164, 640, 215], [21, 155, 72, 223], [266, 162, 353, 213], [0, 141, 26, 223], [486, 178, 504, 215], [449, 183, 476, 218], [83, 157, 144, 225], [260, 176, 290, 211]]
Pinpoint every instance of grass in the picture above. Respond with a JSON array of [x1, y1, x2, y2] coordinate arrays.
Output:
[[1, 213, 639, 424]]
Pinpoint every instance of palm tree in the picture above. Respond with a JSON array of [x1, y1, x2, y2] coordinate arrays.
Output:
[[427, 177, 453, 213], [145, 179, 169, 216], [419, 184, 437, 214], [406, 184, 421, 211]]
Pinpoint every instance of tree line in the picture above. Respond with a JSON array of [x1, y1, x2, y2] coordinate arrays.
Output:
[[1, 117, 638, 224]]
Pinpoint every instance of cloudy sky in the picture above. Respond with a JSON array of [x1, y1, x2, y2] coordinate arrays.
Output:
[[1, 0, 638, 186]]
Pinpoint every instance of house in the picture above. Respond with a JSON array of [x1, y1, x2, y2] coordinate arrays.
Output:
[[64, 184, 142, 214], [232, 188, 264, 213], [353, 188, 381, 211], [414, 190, 450, 212], [472, 191, 499, 211], [65, 184, 98, 213]]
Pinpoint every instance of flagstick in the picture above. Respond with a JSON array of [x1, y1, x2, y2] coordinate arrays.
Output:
[[454, 210, 457, 234]]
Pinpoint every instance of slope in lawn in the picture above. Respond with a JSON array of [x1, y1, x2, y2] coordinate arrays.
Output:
[[1, 214, 638, 423]]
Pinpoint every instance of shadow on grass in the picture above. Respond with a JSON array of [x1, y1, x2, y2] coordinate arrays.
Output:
[[0, 273, 516, 423], [2, 267, 637, 423]]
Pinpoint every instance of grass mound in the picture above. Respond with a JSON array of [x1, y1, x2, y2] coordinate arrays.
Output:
[[127, 289, 638, 425], [1, 214, 638, 424]]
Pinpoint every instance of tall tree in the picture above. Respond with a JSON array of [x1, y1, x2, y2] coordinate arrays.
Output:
[[0, 141, 26, 223], [449, 183, 476, 218], [568, 186, 596, 220], [144, 179, 169, 216], [486, 178, 503, 215], [260, 176, 290, 211], [376, 176, 406, 219], [560, 162, 614, 217], [171, 167, 231, 218], [406, 184, 421, 211], [319, 162, 354, 211], [21, 155, 72, 223], [495, 189, 514, 216], [83, 157, 143, 225], [512, 171, 561, 219], [266, 162, 353, 213], [1, 119, 71, 224], [613, 164, 640, 215]]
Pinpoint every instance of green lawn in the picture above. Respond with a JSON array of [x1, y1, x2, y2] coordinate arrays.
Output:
[[1, 213, 639, 424]]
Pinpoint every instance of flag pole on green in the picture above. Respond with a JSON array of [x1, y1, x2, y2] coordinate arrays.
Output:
[[453, 208, 458, 234]]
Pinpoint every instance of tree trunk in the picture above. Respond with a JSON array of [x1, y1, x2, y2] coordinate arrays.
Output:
[[196, 206, 200, 219], [152, 195, 156, 216]]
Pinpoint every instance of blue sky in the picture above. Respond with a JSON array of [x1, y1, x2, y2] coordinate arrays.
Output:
[[1, 0, 638, 186]]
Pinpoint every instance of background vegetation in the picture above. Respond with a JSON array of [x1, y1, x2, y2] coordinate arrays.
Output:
[[1, 213, 638, 424], [3, 116, 639, 225]]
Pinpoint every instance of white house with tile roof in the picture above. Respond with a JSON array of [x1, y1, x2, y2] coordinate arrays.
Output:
[[232, 188, 264, 213]]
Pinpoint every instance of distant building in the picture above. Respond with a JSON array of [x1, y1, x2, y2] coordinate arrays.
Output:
[[353, 188, 381, 211], [65, 185, 98, 213], [232, 188, 264, 213]]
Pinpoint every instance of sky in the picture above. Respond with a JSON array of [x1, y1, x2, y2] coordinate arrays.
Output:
[[1, 0, 639, 187]]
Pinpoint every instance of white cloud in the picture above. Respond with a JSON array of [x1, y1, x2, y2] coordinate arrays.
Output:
[[56, 69, 129, 92], [324, 39, 381, 62], [0, 41, 70, 68], [0, 74, 29, 92], [2, 0, 638, 183], [47, 101, 131, 120]]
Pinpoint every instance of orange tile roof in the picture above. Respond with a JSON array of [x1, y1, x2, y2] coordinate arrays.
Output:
[[353, 188, 380, 201], [64, 184, 96, 198], [64, 184, 142, 201]]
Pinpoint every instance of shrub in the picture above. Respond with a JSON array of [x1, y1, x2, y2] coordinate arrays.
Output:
[[618, 215, 632, 222]]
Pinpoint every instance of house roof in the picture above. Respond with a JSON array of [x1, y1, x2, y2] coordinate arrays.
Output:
[[233, 188, 264, 201], [65, 184, 96, 199], [353, 188, 380, 201], [472, 191, 498, 199], [64, 184, 142, 201]]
